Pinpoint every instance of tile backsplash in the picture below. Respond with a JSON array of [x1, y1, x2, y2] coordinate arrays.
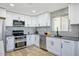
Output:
[[36, 25, 79, 37], [5, 26, 35, 35]]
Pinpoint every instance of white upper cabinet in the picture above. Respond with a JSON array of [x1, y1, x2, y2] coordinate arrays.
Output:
[[24, 16, 28, 27], [38, 14, 44, 26], [12, 13, 19, 20], [25, 16, 32, 27], [43, 13, 50, 26], [0, 8, 6, 18], [5, 12, 13, 26], [5, 12, 19, 26], [20, 15, 25, 21], [38, 13, 50, 26], [12, 13, 25, 21], [5, 12, 26, 26], [31, 16, 38, 27], [5, 11, 50, 27], [69, 4, 79, 24]]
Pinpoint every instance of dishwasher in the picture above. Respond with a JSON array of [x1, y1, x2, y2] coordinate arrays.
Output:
[[40, 35, 47, 50]]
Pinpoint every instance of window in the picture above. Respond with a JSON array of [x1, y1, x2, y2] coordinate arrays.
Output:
[[53, 17, 61, 31], [52, 15, 69, 31]]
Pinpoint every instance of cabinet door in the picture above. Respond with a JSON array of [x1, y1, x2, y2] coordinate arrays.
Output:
[[46, 37, 61, 55], [19, 14, 25, 21], [6, 36, 15, 52], [5, 12, 13, 26], [34, 35, 40, 47], [12, 13, 19, 20], [77, 41, 79, 56], [43, 13, 50, 26], [61, 39, 75, 56], [31, 17, 36, 27], [25, 16, 29, 27], [38, 13, 50, 26], [27, 35, 31, 46], [69, 4, 79, 24], [25, 16, 32, 27], [51, 38, 61, 55], [37, 16, 40, 26], [0, 8, 6, 17], [0, 20, 3, 40], [46, 37, 52, 51], [0, 41, 4, 56], [30, 35, 35, 45], [38, 14, 45, 26]]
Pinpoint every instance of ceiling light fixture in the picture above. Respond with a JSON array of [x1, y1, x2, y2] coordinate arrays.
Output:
[[10, 3, 15, 7], [32, 10, 36, 13]]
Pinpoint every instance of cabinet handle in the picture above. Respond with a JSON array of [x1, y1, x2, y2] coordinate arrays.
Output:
[[61, 43, 63, 48], [51, 41, 54, 45], [35, 37, 36, 41], [29, 36, 31, 40]]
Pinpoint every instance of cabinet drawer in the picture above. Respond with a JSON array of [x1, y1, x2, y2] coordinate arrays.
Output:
[[62, 39, 75, 46]]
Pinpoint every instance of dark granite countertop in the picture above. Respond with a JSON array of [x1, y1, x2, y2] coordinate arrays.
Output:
[[47, 36, 79, 41], [61, 36, 79, 41]]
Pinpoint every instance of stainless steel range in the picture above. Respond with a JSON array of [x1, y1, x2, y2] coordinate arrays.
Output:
[[12, 30, 26, 50]]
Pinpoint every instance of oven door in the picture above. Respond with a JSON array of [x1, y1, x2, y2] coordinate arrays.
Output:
[[15, 41, 26, 48]]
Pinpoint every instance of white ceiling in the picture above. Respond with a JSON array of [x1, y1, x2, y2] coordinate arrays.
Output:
[[0, 3, 68, 15]]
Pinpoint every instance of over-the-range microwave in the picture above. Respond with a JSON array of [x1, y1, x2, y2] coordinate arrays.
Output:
[[13, 20, 25, 27]]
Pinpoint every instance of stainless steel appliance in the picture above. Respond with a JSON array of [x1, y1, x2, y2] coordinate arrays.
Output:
[[15, 41, 26, 49], [12, 30, 26, 49], [0, 18, 5, 56], [13, 20, 25, 27], [40, 35, 46, 50]]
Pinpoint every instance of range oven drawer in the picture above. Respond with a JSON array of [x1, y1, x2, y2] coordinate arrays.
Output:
[[15, 41, 26, 48]]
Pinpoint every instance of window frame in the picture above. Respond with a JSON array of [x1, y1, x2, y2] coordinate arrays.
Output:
[[52, 15, 69, 31]]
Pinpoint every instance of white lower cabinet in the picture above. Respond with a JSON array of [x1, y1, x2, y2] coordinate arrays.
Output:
[[46, 37, 61, 56], [69, 4, 79, 24], [77, 41, 79, 56], [26, 35, 40, 47], [61, 39, 76, 56], [26, 35, 32, 46], [6, 36, 15, 52], [0, 40, 5, 56], [46, 37, 77, 56], [34, 35, 40, 47]]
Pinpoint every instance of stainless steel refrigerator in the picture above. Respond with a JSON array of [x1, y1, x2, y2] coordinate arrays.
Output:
[[0, 18, 5, 56]]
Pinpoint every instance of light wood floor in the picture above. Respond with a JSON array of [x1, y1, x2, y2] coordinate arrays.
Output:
[[6, 46, 54, 56]]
